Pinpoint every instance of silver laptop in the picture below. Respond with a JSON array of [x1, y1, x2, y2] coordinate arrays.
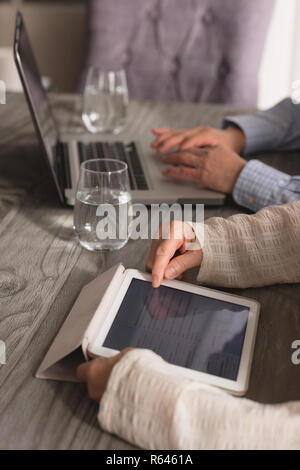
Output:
[[14, 12, 225, 206]]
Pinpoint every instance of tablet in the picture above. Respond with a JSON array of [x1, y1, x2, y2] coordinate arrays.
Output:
[[88, 270, 260, 394]]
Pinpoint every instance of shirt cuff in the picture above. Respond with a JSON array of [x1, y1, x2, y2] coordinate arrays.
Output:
[[222, 115, 278, 156], [233, 160, 290, 211]]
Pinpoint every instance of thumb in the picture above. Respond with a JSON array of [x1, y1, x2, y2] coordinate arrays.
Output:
[[165, 251, 203, 280], [77, 362, 89, 382]]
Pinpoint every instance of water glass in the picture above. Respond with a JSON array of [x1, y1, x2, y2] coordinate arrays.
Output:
[[73, 159, 132, 251], [82, 67, 128, 134]]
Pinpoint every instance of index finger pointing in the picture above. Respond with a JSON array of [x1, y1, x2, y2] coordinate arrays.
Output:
[[151, 238, 181, 288]]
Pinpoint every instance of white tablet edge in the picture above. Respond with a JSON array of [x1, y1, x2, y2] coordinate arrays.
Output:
[[87, 269, 260, 395]]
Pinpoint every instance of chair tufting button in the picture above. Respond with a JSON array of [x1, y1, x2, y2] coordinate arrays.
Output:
[[220, 62, 230, 77], [174, 55, 181, 67], [149, 6, 159, 22], [122, 51, 130, 66], [169, 55, 181, 74], [202, 10, 214, 25]]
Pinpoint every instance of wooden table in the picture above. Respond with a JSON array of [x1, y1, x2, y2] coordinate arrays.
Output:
[[0, 93, 299, 450]]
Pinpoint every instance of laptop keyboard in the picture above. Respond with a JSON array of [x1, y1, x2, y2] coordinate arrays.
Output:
[[77, 141, 149, 190]]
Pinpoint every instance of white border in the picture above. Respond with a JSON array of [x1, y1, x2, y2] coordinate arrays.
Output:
[[88, 269, 260, 395]]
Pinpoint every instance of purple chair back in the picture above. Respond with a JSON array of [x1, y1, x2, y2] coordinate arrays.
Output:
[[78, 0, 274, 106]]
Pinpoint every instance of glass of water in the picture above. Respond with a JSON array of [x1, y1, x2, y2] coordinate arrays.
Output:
[[73, 159, 132, 251], [82, 67, 128, 134]]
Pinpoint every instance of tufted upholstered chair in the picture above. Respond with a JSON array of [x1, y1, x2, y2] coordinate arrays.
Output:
[[77, 0, 274, 106]]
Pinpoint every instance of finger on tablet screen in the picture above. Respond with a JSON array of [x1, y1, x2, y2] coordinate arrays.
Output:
[[151, 238, 179, 288], [146, 240, 160, 272]]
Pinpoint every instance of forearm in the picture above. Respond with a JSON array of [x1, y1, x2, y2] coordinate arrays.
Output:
[[194, 201, 300, 288], [223, 98, 300, 155], [98, 349, 300, 450]]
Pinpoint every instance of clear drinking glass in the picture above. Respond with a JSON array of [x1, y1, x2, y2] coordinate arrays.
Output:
[[73, 159, 132, 251], [82, 67, 128, 134]]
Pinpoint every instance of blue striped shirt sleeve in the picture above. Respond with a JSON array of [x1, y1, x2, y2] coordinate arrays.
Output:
[[222, 97, 300, 211], [233, 160, 300, 211], [223, 98, 300, 155]]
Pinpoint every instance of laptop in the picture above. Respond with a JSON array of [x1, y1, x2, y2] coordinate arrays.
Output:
[[14, 12, 225, 206]]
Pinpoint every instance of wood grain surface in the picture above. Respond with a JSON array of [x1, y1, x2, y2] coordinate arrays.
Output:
[[0, 93, 299, 449]]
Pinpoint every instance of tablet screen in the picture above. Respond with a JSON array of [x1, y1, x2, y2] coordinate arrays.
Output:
[[103, 279, 249, 380]]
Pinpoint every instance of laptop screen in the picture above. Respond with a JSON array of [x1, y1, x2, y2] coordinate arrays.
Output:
[[14, 12, 63, 201]]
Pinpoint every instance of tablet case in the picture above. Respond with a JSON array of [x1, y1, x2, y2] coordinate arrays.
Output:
[[36, 263, 126, 382]]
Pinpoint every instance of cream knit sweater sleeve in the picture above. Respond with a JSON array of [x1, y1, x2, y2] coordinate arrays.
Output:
[[98, 201, 300, 449], [195, 200, 300, 287], [98, 349, 300, 450]]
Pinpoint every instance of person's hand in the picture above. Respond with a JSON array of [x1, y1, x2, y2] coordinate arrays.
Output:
[[146, 221, 203, 288], [77, 349, 132, 402], [161, 145, 247, 194], [151, 125, 246, 155]]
